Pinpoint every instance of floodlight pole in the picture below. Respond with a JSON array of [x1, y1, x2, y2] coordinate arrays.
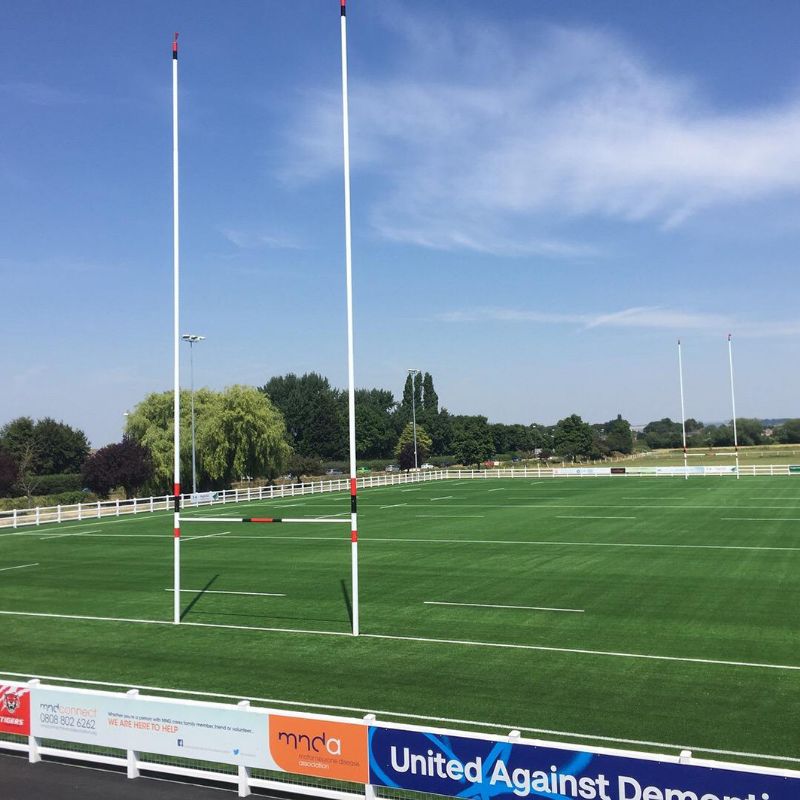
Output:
[[728, 334, 740, 480], [408, 368, 420, 469], [171, 32, 182, 625], [340, 0, 359, 636], [182, 334, 205, 495], [677, 339, 689, 480]]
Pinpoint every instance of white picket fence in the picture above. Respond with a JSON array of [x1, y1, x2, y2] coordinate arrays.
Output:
[[0, 464, 794, 530]]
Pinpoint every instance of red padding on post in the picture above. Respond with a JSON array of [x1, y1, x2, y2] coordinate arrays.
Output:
[[249, 517, 274, 524], [350, 478, 357, 496], [351, 531, 358, 542], [173, 483, 181, 496], [174, 527, 180, 538]]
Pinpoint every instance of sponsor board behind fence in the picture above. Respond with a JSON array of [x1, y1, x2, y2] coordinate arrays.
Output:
[[1, 680, 798, 798], [367, 726, 797, 800]]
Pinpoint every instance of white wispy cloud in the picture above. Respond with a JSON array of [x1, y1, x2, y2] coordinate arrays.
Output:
[[283, 12, 800, 256], [220, 227, 303, 250], [436, 306, 800, 338]]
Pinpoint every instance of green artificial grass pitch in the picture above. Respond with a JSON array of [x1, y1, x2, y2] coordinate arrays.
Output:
[[0, 476, 798, 767]]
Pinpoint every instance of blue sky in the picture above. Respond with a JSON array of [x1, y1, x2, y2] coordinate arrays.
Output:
[[2, 1, 800, 446]]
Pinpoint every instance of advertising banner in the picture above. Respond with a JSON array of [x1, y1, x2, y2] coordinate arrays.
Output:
[[0, 683, 30, 736], [268, 714, 369, 783], [553, 468, 612, 476], [368, 727, 799, 800], [30, 686, 266, 767]]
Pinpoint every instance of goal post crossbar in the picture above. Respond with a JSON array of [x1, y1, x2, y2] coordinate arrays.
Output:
[[178, 517, 350, 524]]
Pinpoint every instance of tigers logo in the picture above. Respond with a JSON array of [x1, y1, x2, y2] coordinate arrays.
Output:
[[269, 714, 368, 784], [0, 684, 30, 736]]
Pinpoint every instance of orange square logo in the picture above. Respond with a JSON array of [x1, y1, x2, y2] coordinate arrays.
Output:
[[269, 714, 368, 784]]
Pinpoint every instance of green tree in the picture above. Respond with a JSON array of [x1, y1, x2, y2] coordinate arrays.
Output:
[[605, 415, 634, 454], [126, 386, 289, 491], [261, 373, 346, 460], [32, 417, 90, 474], [286, 454, 324, 482], [422, 373, 438, 413], [642, 418, 684, 449], [0, 416, 89, 475], [0, 417, 37, 470], [553, 414, 594, 460], [196, 386, 290, 485], [734, 418, 764, 446], [395, 423, 432, 465], [776, 419, 800, 444], [401, 374, 414, 409], [355, 389, 397, 459], [451, 415, 494, 466], [0, 447, 16, 497]]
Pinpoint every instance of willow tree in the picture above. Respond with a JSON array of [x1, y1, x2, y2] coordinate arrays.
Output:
[[126, 386, 289, 492]]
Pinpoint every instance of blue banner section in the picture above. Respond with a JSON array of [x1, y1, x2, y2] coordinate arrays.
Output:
[[368, 726, 798, 800]]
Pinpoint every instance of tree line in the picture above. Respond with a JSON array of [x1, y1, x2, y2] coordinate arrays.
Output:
[[2, 374, 799, 501]]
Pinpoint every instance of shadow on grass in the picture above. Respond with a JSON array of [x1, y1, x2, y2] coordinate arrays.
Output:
[[181, 574, 219, 620], [340, 578, 353, 628]]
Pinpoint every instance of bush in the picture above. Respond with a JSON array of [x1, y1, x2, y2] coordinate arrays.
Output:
[[0, 490, 98, 511], [30, 473, 83, 495]]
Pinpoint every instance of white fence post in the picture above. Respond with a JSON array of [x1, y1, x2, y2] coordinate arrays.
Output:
[[27, 679, 41, 764], [12, 509, 17, 529], [150, 497, 154, 512], [57, 504, 61, 523], [78, 502, 82, 521], [363, 714, 377, 800], [35, 507, 40, 526], [116, 499, 120, 517], [126, 689, 140, 778], [97, 500, 101, 519], [237, 701, 252, 797]]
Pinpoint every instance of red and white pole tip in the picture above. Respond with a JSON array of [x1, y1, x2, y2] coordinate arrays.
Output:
[[173, 32, 179, 58]]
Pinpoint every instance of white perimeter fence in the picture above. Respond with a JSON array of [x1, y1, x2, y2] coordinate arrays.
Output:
[[0, 677, 797, 799], [0, 464, 796, 530]]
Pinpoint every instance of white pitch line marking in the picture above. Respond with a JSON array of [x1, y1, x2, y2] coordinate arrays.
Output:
[[0, 608, 795, 672], [183, 531, 230, 542], [364, 633, 800, 673], [317, 512, 349, 518], [40, 531, 91, 540], [431, 496, 454, 501], [200, 535, 800, 552], [165, 589, 286, 597], [425, 601, 584, 613], [400, 488, 422, 492], [379, 504, 407, 510], [487, 488, 506, 492], [415, 515, 485, 519], [721, 517, 800, 522], [0, 563, 39, 573], [557, 515, 636, 520]]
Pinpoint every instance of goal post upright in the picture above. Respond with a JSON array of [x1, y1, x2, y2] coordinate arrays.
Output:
[[728, 333, 740, 480], [339, 0, 359, 636], [677, 339, 689, 481], [172, 32, 182, 625]]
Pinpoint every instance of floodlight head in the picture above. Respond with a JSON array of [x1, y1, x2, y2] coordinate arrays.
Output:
[[181, 334, 205, 343], [407, 368, 419, 375]]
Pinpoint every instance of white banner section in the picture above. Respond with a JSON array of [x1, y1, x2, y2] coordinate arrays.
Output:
[[31, 686, 268, 767]]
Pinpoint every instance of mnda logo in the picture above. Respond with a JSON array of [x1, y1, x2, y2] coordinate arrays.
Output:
[[277, 729, 342, 755]]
